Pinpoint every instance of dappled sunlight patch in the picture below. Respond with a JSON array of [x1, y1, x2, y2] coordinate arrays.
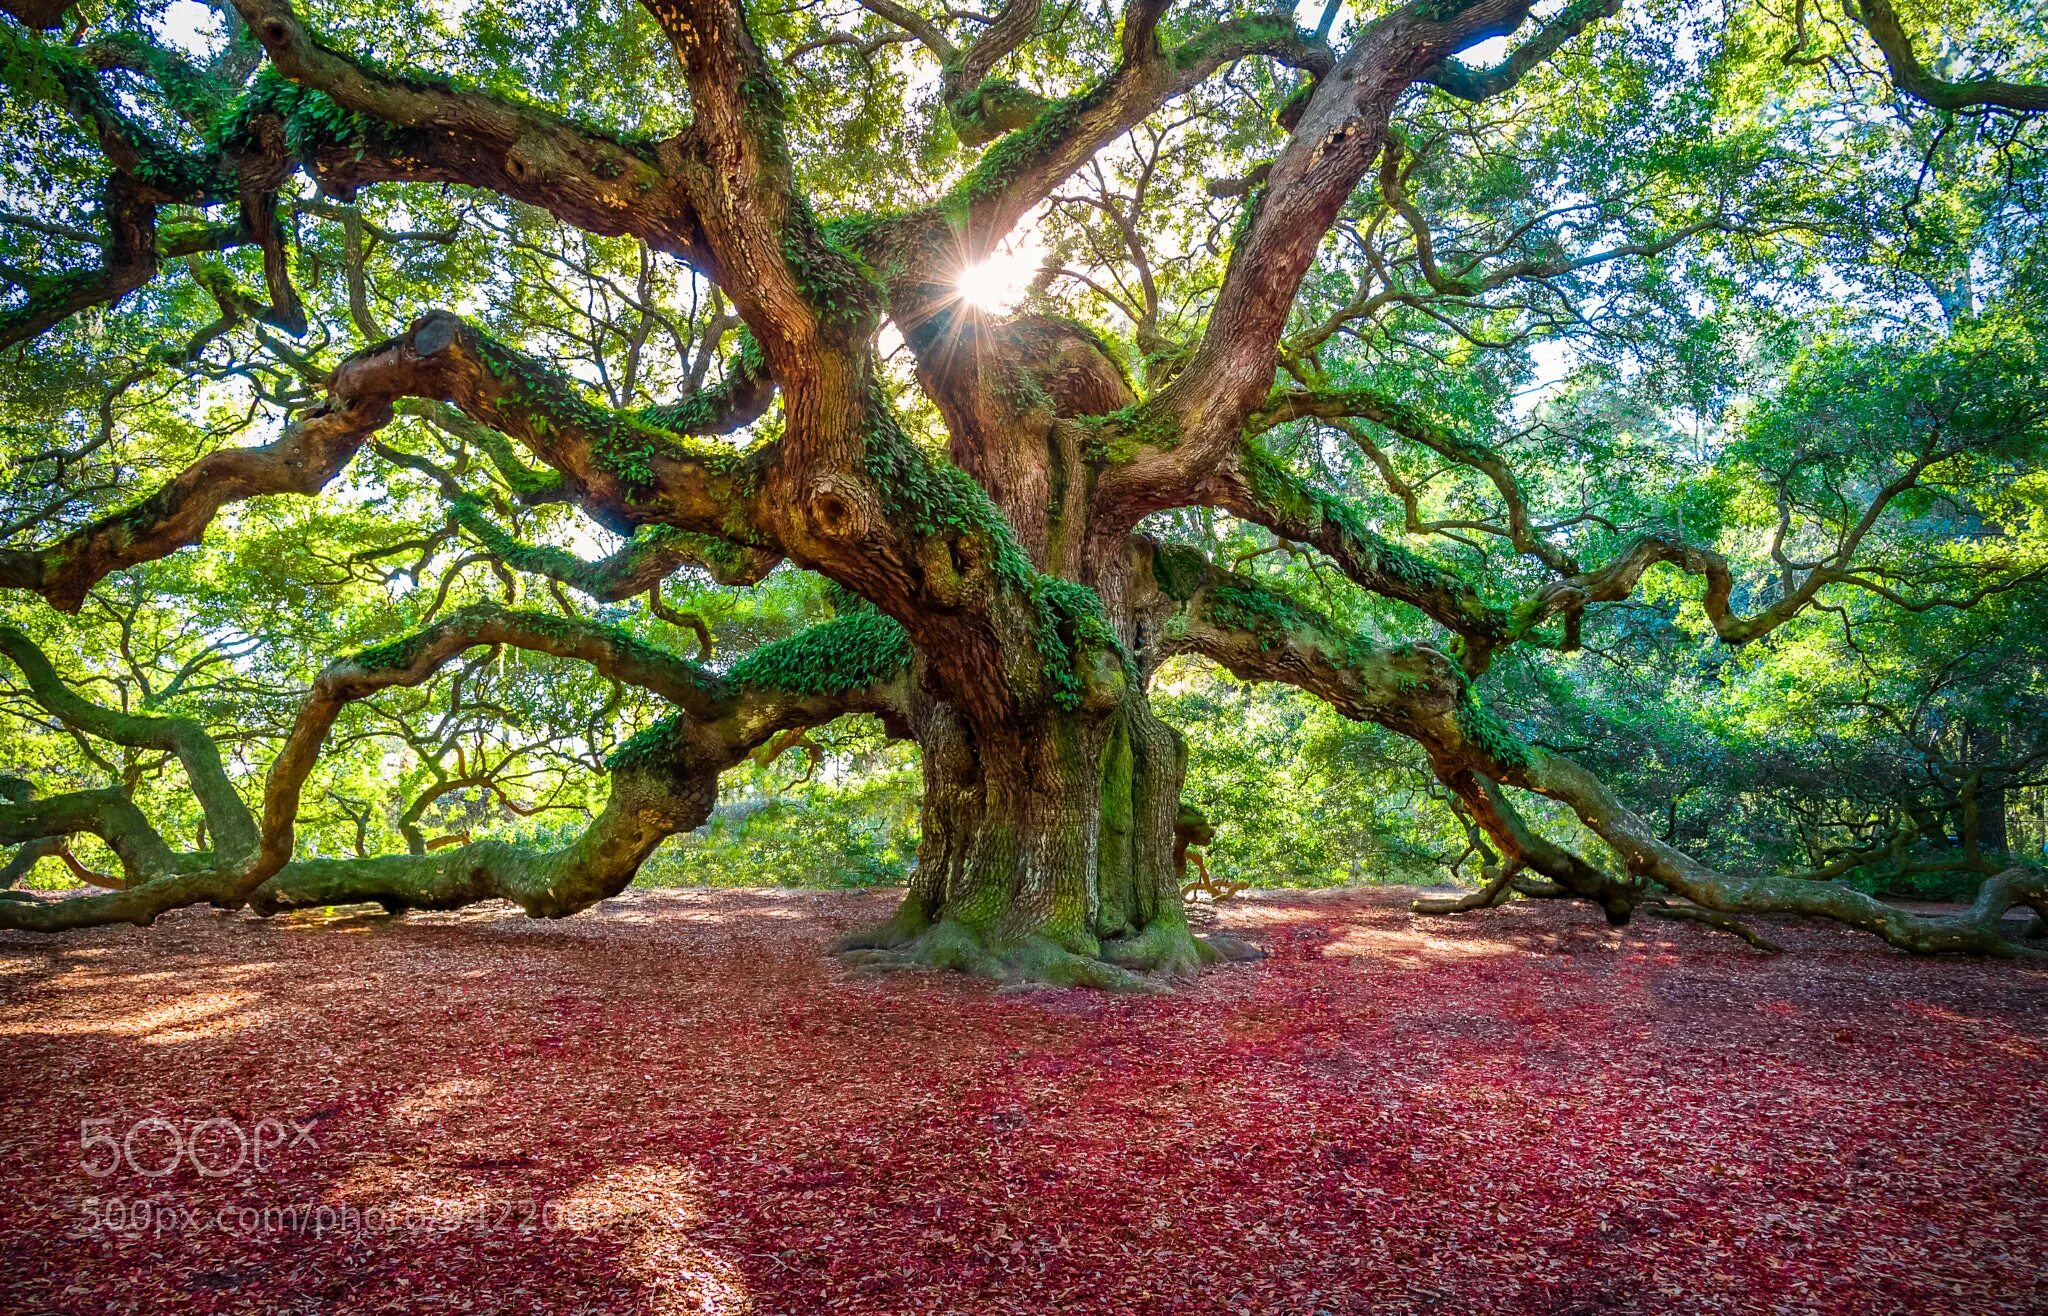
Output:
[[559, 1164, 754, 1314], [325, 1148, 511, 1221], [0, 987, 264, 1042], [384, 1077, 497, 1130]]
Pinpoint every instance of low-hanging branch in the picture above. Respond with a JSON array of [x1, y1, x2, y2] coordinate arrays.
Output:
[[0, 605, 915, 930], [1140, 542, 2048, 957]]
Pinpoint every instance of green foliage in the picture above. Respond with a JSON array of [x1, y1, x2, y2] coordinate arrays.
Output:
[[638, 752, 920, 890], [210, 66, 396, 157], [1157, 669, 1460, 887]]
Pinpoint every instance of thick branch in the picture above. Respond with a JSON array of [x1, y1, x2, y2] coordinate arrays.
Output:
[[1212, 446, 1510, 664], [1418, 0, 1622, 102], [223, 0, 707, 255], [1140, 540, 2047, 956], [1, 312, 771, 612], [1842, 0, 2048, 113], [0, 625, 258, 862]]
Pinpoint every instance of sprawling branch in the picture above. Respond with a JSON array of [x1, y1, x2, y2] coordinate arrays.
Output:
[[1524, 752, 2048, 957], [853, 9, 1337, 289], [1209, 445, 1510, 667], [1239, 378, 2040, 664], [1842, 0, 2048, 113], [0, 177, 163, 350], [1142, 542, 1631, 914], [0, 785, 184, 887], [5, 2, 711, 344], [1, 312, 772, 612], [1137, 540, 2048, 957], [0, 605, 913, 930], [638, 0, 880, 367], [1252, 388, 1575, 574], [1417, 0, 1622, 102], [446, 498, 779, 596], [1114, 1, 1545, 478], [1090, 0, 1622, 516], [225, 0, 707, 256]]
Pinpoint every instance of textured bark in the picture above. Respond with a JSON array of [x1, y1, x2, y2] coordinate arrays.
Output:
[[838, 698, 1210, 988]]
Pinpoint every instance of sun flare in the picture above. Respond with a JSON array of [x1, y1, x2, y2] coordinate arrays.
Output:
[[954, 229, 1048, 314]]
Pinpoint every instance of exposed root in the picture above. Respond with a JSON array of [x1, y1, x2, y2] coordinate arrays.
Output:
[[843, 919, 1172, 992], [1002, 936, 1163, 993], [832, 902, 932, 953], [1200, 932, 1266, 962], [1100, 918, 1207, 981]]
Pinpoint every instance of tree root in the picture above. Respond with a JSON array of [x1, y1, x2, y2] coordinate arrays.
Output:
[[843, 919, 1179, 992], [1100, 918, 1208, 981], [833, 903, 933, 954]]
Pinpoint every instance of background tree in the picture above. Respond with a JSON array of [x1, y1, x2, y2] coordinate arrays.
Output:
[[2, 0, 2045, 985]]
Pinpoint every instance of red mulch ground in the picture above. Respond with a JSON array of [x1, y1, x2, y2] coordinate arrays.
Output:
[[1, 887, 2044, 1315]]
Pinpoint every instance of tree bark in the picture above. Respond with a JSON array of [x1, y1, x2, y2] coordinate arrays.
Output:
[[839, 684, 1212, 988]]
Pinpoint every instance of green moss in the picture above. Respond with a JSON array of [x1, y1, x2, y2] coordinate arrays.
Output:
[[634, 330, 764, 433], [946, 81, 1116, 213], [948, 78, 1048, 143], [1229, 184, 1267, 247], [1169, 14, 1302, 72], [607, 713, 690, 770], [727, 611, 912, 696], [1239, 444, 1449, 593], [1079, 401, 1178, 462], [470, 336, 754, 497], [1028, 576, 1132, 708], [860, 394, 1129, 709], [1202, 580, 1321, 652], [1098, 715, 1135, 833], [782, 200, 880, 335], [351, 630, 434, 672]]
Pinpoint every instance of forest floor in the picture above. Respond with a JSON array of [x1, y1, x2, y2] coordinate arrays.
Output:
[[1, 886, 2043, 1315]]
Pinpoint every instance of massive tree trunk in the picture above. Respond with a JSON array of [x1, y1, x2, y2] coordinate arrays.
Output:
[[832, 305, 1229, 987], [842, 690, 1211, 987]]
